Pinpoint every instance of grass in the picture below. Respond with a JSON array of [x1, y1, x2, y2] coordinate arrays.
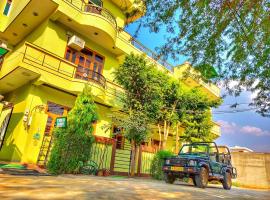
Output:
[[0, 163, 26, 169]]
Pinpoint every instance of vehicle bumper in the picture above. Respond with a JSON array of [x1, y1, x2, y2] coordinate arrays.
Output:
[[163, 166, 199, 175]]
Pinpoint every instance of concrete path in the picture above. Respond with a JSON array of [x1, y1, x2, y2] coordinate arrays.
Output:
[[0, 174, 269, 199]]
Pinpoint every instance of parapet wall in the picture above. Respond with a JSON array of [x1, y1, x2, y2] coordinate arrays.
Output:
[[231, 152, 270, 189]]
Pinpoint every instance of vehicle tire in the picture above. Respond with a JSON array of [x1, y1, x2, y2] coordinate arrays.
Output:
[[164, 173, 176, 184], [194, 167, 209, 188], [222, 171, 232, 190]]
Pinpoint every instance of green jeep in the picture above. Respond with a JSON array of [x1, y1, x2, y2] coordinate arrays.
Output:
[[162, 142, 237, 190]]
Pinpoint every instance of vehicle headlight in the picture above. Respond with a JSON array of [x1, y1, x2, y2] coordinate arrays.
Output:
[[188, 160, 197, 166], [165, 159, 170, 165]]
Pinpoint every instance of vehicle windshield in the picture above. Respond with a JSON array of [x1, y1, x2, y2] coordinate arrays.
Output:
[[179, 144, 209, 156]]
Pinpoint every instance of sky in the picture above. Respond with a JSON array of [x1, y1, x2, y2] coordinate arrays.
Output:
[[125, 23, 270, 153]]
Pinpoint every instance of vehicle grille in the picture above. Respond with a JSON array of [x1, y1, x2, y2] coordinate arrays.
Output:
[[170, 158, 187, 166]]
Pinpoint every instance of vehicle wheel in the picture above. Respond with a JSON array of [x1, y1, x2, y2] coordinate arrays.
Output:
[[164, 173, 176, 184], [222, 172, 232, 190], [195, 167, 209, 188]]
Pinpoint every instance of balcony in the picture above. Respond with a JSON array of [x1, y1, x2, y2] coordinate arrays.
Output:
[[211, 121, 221, 138], [62, 0, 117, 29], [173, 63, 220, 99], [22, 43, 106, 88], [52, 0, 117, 51], [0, 42, 107, 96]]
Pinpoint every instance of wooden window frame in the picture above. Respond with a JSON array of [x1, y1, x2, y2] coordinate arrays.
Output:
[[64, 46, 105, 80]]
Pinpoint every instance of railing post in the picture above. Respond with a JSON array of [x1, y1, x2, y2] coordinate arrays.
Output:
[[23, 45, 28, 62], [42, 54, 46, 66], [110, 139, 116, 175], [137, 145, 142, 176]]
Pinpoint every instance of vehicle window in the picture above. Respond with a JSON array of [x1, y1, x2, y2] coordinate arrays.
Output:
[[180, 144, 208, 155]]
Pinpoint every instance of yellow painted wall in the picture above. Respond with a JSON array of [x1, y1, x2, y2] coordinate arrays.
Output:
[[0, 83, 77, 163], [0, 84, 31, 161]]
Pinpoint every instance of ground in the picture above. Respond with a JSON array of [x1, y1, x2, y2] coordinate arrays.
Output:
[[0, 175, 269, 200]]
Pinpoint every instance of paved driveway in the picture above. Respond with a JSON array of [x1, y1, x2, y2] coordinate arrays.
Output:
[[0, 175, 269, 200]]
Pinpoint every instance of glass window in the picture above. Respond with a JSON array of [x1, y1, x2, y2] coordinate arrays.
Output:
[[3, 0, 12, 16], [47, 102, 65, 115], [95, 54, 103, 63]]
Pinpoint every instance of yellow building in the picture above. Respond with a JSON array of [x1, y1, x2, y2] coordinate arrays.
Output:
[[0, 0, 220, 175]]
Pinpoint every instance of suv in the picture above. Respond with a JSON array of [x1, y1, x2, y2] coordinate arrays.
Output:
[[162, 142, 237, 190]]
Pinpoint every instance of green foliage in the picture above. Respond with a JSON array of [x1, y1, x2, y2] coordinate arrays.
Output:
[[179, 89, 222, 142], [121, 112, 150, 145], [47, 85, 98, 174], [150, 150, 174, 180], [114, 53, 165, 142], [114, 53, 222, 146], [138, 0, 270, 116]]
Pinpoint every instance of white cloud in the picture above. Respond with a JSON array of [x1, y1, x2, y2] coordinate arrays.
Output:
[[240, 126, 270, 136], [217, 120, 270, 137], [217, 120, 237, 134]]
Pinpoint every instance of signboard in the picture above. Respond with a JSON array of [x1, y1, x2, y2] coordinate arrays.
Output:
[[55, 117, 67, 128]]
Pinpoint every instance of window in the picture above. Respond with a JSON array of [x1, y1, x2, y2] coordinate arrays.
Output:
[[65, 47, 104, 82], [3, 0, 12, 16], [112, 126, 124, 149]]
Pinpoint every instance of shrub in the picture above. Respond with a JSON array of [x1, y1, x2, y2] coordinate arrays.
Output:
[[47, 85, 98, 174], [150, 150, 174, 180]]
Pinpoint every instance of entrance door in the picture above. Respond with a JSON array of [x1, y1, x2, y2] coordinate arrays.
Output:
[[36, 102, 69, 167], [0, 104, 13, 150]]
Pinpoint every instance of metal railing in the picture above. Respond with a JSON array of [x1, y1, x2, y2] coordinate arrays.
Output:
[[129, 37, 174, 71], [63, 0, 117, 29], [22, 43, 106, 88]]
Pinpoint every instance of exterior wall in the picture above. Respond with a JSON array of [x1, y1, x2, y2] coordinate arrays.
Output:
[[0, 83, 76, 163], [232, 152, 270, 189]]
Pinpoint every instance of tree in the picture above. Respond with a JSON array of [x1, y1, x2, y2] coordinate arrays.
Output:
[[114, 53, 162, 176], [47, 85, 98, 174], [134, 0, 270, 116], [179, 88, 222, 143], [157, 79, 183, 150]]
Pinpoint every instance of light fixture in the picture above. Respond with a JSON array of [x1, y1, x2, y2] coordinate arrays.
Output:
[[94, 32, 98, 36], [33, 12, 39, 16], [22, 23, 28, 27], [12, 33, 18, 36]]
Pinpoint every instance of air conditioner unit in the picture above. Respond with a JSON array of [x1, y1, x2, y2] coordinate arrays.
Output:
[[68, 35, 85, 51]]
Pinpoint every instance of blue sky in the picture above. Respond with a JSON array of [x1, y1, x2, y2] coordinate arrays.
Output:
[[126, 23, 270, 153]]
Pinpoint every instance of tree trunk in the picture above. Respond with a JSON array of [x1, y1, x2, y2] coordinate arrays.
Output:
[[175, 123, 179, 154], [130, 139, 136, 177], [162, 120, 167, 150], [158, 124, 162, 150]]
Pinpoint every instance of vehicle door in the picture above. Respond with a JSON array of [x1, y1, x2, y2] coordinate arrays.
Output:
[[209, 146, 223, 175]]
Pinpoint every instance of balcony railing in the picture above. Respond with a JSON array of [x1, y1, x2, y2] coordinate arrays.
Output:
[[63, 0, 117, 29], [129, 37, 174, 71], [22, 43, 106, 88]]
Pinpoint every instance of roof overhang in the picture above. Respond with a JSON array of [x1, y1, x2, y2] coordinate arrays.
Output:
[[0, 67, 40, 94]]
